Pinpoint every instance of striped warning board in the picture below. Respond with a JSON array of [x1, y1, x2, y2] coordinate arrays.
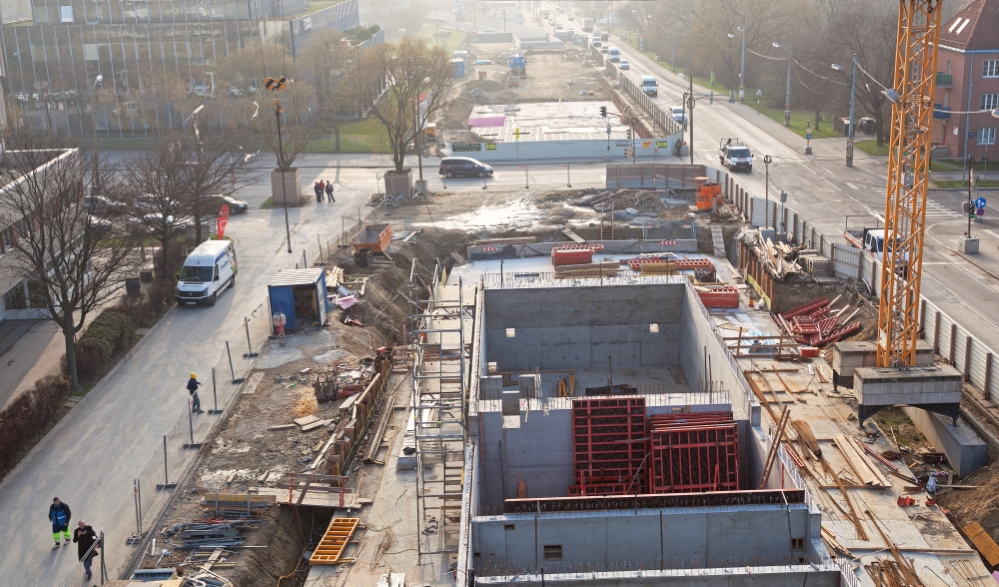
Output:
[[309, 518, 359, 565]]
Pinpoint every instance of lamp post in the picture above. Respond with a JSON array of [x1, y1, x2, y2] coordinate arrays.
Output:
[[92, 74, 103, 194], [671, 21, 677, 72], [832, 55, 857, 167], [727, 27, 746, 103], [773, 42, 791, 126]]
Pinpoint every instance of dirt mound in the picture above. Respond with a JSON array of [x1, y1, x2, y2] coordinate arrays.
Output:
[[463, 79, 506, 94], [938, 459, 999, 538]]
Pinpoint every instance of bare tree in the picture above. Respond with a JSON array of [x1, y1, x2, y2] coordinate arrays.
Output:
[[120, 140, 194, 276], [0, 128, 139, 390], [300, 28, 362, 152], [831, 4, 896, 145], [180, 123, 255, 242], [353, 37, 454, 174]]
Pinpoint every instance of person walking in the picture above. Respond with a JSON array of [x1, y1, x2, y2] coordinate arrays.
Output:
[[325, 180, 335, 202], [49, 497, 72, 549], [316, 180, 325, 202], [73, 521, 99, 580], [187, 373, 203, 414]]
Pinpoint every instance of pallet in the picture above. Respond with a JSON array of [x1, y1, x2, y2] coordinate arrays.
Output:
[[309, 518, 359, 565]]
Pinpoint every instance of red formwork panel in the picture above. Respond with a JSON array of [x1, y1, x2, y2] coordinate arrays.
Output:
[[649, 413, 739, 494], [552, 248, 594, 267], [572, 398, 648, 493]]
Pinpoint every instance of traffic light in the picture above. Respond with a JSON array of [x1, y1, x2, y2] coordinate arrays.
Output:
[[963, 201, 972, 214], [600, 105, 607, 117], [627, 129, 632, 140]]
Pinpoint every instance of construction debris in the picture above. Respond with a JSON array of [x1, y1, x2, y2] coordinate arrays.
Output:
[[774, 296, 862, 346]]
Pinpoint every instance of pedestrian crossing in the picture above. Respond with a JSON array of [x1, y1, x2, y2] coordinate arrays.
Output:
[[924, 200, 963, 220]]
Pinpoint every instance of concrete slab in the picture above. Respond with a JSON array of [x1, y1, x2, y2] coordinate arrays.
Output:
[[831, 340, 933, 380], [902, 406, 988, 477]]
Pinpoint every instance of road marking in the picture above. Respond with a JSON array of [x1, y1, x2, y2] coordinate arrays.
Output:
[[820, 177, 842, 192], [985, 229, 999, 240], [845, 182, 859, 191]]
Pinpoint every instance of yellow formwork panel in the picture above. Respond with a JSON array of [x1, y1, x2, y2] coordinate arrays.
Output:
[[309, 517, 359, 565]]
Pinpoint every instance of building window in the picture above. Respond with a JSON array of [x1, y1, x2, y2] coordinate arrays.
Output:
[[60, 5, 73, 22], [505, 328, 515, 338], [946, 59, 952, 75], [650, 323, 659, 333], [978, 127, 996, 145], [984, 60, 999, 78], [543, 545, 563, 561], [982, 94, 999, 110], [944, 92, 950, 108]]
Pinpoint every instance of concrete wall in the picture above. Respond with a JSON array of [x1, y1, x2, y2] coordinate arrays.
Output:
[[472, 505, 811, 571], [902, 406, 987, 477], [475, 567, 840, 587], [483, 284, 684, 372], [449, 136, 683, 163]]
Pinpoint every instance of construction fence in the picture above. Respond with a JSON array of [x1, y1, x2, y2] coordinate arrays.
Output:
[[722, 168, 999, 416], [57, 299, 273, 586]]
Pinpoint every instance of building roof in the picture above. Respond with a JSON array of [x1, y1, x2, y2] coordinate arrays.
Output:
[[939, 0, 999, 52], [268, 268, 324, 287]]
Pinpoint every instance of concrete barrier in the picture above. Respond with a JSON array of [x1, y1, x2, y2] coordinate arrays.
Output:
[[466, 239, 698, 260]]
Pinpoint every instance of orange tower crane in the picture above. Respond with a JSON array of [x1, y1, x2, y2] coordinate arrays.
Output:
[[876, 0, 942, 369]]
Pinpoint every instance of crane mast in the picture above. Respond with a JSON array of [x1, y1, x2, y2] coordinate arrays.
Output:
[[877, 0, 942, 369]]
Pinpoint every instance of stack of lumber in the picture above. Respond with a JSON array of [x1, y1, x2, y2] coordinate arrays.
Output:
[[752, 238, 801, 280], [798, 252, 831, 277], [833, 433, 892, 488]]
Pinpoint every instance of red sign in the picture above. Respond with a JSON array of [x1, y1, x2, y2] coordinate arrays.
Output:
[[217, 204, 230, 238], [482, 246, 498, 252]]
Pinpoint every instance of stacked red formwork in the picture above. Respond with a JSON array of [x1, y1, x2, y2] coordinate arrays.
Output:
[[697, 286, 740, 308], [649, 412, 739, 494], [569, 397, 648, 495], [551, 244, 605, 267]]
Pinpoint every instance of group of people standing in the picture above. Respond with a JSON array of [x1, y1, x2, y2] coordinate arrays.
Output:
[[49, 497, 100, 580], [314, 180, 335, 202]]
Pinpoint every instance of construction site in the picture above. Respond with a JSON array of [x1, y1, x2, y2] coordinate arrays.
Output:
[[102, 2, 999, 587]]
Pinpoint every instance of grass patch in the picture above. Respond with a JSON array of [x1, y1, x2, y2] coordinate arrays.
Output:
[[418, 24, 463, 54], [856, 140, 890, 156], [307, 119, 390, 153], [931, 158, 999, 172], [934, 179, 999, 188]]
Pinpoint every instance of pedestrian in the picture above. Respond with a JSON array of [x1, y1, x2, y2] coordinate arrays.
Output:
[[73, 521, 99, 579], [325, 180, 334, 202], [49, 497, 72, 549], [313, 181, 323, 202], [187, 373, 203, 414]]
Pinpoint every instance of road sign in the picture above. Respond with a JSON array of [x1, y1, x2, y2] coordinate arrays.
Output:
[[977, 207, 985, 216], [976, 197, 987, 209], [482, 246, 497, 252], [660, 240, 677, 246], [806, 131, 812, 140]]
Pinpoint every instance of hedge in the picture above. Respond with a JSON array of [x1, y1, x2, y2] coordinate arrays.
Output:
[[0, 376, 70, 474]]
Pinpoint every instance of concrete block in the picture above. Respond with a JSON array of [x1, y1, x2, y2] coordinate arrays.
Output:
[[855, 365, 962, 406], [902, 406, 987, 477], [958, 235, 980, 254], [833, 340, 933, 378], [501, 390, 520, 416]]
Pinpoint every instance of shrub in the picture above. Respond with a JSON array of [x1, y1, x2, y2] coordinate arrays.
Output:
[[114, 296, 151, 330], [69, 310, 136, 383], [0, 376, 70, 474], [146, 278, 175, 315]]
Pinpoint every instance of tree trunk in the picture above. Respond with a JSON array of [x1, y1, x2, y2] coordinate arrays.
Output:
[[194, 213, 203, 243], [161, 236, 172, 277], [64, 328, 80, 391], [334, 124, 341, 152], [876, 112, 885, 146], [394, 138, 405, 173]]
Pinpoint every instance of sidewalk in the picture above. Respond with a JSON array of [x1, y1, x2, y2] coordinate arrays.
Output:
[[0, 320, 62, 409]]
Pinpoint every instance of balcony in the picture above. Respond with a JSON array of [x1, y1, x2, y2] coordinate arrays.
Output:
[[936, 72, 953, 87], [934, 104, 951, 119]]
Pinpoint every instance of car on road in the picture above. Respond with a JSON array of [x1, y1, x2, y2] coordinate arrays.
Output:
[[205, 194, 250, 214], [719, 139, 753, 172], [556, 23, 563, 29], [548, 18, 555, 26], [619, 59, 630, 70], [439, 157, 494, 178], [670, 106, 687, 124], [641, 75, 658, 97], [176, 239, 237, 307], [474, 59, 493, 65]]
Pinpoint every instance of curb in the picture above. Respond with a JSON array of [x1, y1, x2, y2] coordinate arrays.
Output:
[[0, 303, 177, 494]]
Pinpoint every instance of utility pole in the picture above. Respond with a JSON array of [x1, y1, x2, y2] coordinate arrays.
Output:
[[265, 76, 293, 254], [688, 74, 694, 165]]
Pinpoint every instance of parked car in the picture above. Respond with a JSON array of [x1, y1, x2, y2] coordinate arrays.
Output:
[[131, 213, 188, 233], [85, 195, 126, 216], [439, 157, 493, 178], [205, 194, 250, 214], [619, 59, 630, 70], [556, 23, 563, 29], [133, 193, 180, 213]]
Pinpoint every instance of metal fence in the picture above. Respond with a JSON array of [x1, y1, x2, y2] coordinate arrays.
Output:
[[619, 75, 682, 137], [57, 302, 273, 586], [294, 198, 390, 271]]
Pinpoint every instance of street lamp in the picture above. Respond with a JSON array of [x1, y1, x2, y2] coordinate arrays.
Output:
[[92, 74, 103, 195], [832, 54, 857, 167], [773, 42, 791, 126], [727, 27, 746, 103]]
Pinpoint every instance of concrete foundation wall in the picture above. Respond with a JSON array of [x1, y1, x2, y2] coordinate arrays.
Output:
[[678, 291, 751, 420], [484, 285, 684, 372], [472, 506, 811, 571], [476, 567, 841, 587], [902, 406, 987, 477]]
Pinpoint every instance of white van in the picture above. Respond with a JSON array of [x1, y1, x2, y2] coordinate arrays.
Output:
[[175, 240, 238, 306], [608, 47, 620, 62], [641, 75, 658, 97], [592, 28, 601, 47]]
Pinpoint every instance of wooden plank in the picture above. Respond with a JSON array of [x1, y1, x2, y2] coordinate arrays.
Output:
[[268, 424, 295, 431], [301, 419, 333, 432], [962, 522, 999, 567], [201, 493, 277, 504], [294, 415, 320, 427]]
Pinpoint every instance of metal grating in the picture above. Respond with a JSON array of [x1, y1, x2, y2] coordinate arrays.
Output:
[[309, 518, 359, 565]]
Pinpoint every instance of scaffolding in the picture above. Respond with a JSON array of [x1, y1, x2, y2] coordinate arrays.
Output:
[[410, 260, 474, 561]]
